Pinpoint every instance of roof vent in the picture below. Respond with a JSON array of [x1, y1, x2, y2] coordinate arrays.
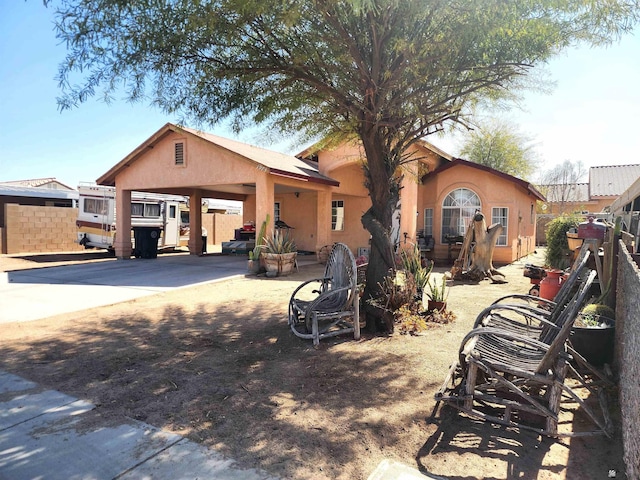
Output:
[[175, 142, 184, 165]]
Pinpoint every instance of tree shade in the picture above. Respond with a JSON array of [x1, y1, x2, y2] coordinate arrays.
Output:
[[50, 0, 639, 328]]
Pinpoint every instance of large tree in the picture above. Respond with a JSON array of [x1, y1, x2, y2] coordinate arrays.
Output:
[[538, 159, 588, 214], [459, 120, 537, 180], [51, 0, 638, 328]]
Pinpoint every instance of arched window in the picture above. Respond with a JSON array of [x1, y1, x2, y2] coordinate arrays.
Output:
[[441, 188, 481, 242]]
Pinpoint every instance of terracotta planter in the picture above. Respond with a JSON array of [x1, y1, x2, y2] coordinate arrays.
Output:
[[427, 300, 447, 312], [260, 252, 297, 277]]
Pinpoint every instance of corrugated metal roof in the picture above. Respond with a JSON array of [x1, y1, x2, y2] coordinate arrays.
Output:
[[0, 184, 79, 200], [589, 165, 640, 197]]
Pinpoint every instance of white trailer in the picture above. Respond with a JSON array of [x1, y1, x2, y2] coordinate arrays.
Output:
[[76, 184, 189, 253]]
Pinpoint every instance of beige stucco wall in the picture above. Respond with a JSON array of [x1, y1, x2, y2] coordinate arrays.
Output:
[[3, 204, 84, 254], [421, 164, 538, 264], [115, 131, 261, 194]]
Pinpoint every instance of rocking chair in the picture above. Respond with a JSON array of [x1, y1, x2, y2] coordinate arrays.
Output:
[[288, 243, 360, 347], [436, 270, 612, 437]]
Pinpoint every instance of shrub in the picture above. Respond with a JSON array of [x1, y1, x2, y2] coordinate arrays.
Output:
[[545, 214, 580, 269]]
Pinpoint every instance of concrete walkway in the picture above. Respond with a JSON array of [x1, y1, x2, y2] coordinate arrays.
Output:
[[0, 252, 248, 324], [0, 370, 279, 479]]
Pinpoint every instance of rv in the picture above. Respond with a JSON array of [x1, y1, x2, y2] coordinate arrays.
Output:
[[76, 184, 189, 253]]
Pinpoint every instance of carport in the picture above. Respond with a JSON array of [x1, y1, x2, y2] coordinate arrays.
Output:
[[97, 123, 340, 259]]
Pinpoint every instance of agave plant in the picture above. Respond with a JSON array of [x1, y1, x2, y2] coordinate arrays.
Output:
[[263, 229, 296, 254], [426, 275, 449, 302], [399, 244, 432, 293]]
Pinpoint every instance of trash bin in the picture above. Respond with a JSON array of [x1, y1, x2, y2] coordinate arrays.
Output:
[[133, 227, 161, 259], [201, 227, 208, 254]]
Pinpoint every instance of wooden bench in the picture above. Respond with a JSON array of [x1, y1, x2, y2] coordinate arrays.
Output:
[[288, 243, 360, 347]]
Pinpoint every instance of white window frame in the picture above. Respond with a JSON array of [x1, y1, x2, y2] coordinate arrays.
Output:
[[492, 207, 508, 246], [84, 198, 107, 215], [332, 200, 345, 231], [441, 188, 481, 243], [424, 208, 433, 237]]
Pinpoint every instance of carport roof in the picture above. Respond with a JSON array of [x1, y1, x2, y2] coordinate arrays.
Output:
[[97, 123, 339, 187]]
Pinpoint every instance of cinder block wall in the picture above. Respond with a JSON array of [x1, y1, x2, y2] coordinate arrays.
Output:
[[3, 204, 83, 254], [615, 241, 640, 480]]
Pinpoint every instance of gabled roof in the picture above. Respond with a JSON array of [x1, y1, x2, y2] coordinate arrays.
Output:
[[295, 137, 454, 162], [422, 158, 546, 202], [589, 164, 640, 197], [0, 178, 75, 190], [97, 123, 339, 187]]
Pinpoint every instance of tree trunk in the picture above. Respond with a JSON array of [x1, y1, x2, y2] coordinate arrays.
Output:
[[359, 128, 401, 331], [453, 212, 507, 283]]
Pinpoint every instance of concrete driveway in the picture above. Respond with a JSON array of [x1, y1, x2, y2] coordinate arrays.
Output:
[[0, 253, 248, 324]]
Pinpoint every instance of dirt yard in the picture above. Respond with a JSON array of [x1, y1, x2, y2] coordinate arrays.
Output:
[[0, 250, 626, 479]]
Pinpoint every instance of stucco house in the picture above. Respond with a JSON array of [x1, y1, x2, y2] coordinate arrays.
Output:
[[97, 123, 543, 264]]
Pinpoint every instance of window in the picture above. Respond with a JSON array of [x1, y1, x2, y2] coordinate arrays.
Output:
[[84, 198, 107, 215], [441, 188, 481, 243], [274, 202, 281, 222], [169, 205, 177, 219], [424, 208, 433, 237], [492, 207, 508, 246], [174, 142, 185, 165], [332, 200, 345, 231], [131, 202, 161, 217], [144, 203, 161, 217]]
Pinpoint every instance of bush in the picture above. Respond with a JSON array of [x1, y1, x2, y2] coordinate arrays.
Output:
[[545, 214, 580, 269]]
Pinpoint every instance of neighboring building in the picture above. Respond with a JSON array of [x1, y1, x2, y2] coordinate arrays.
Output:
[[95, 123, 544, 264], [539, 165, 640, 215], [0, 178, 75, 191], [420, 159, 544, 264]]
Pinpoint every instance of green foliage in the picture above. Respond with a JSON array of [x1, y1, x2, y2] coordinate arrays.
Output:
[[250, 214, 270, 260], [545, 214, 580, 269], [50, 0, 639, 322], [399, 244, 432, 292], [579, 303, 616, 328], [395, 306, 428, 335], [426, 275, 449, 302], [263, 229, 296, 254], [459, 120, 536, 179]]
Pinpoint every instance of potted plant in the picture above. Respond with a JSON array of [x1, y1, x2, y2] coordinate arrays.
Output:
[[399, 244, 432, 298], [426, 274, 449, 312], [260, 229, 297, 277], [571, 303, 615, 367]]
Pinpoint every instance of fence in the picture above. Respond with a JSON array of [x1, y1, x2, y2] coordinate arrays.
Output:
[[615, 241, 640, 480], [2, 204, 243, 255], [1, 204, 83, 254]]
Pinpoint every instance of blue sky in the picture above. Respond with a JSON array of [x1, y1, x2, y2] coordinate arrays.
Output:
[[1, 2, 639, 190]]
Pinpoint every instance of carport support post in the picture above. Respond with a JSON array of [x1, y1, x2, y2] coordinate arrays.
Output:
[[114, 188, 132, 259], [188, 190, 203, 255], [256, 173, 275, 237]]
